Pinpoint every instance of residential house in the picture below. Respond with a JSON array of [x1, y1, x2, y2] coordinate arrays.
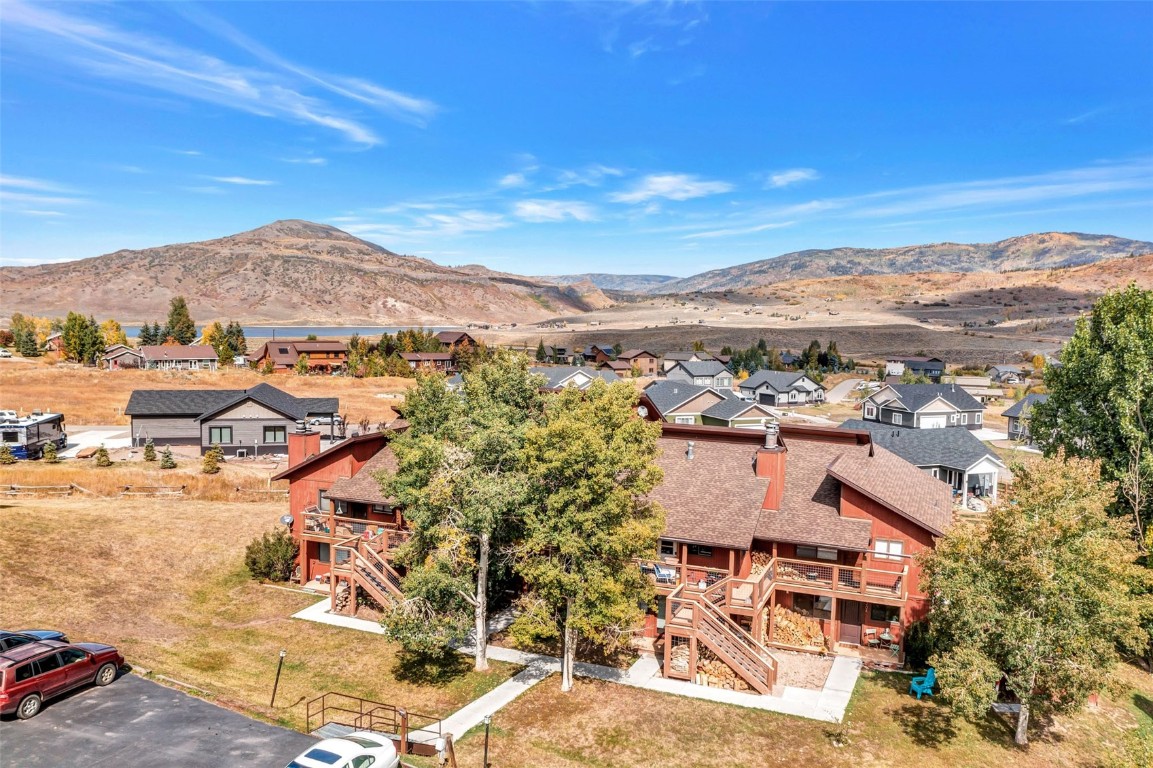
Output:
[[861, 384, 984, 430], [986, 364, 1026, 385], [101, 344, 144, 369], [43, 332, 63, 353], [1003, 393, 1049, 444], [125, 382, 338, 456], [543, 345, 575, 365], [641, 422, 952, 691], [841, 419, 1005, 506], [140, 345, 219, 370], [273, 429, 409, 601], [664, 360, 734, 390], [779, 352, 801, 368], [616, 349, 660, 376], [582, 344, 616, 365], [598, 360, 633, 377], [530, 366, 618, 391], [738, 370, 826, 406], [435, 331, 476, 349], [662, 351, 721, 373], [941, 374, 1005, 404], [399, 352, 455, 373], [642, 381, 733, 425], [884, 357, 945, 382], [247, 340, 347, 373]]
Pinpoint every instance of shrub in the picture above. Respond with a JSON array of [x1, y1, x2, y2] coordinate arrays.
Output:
[[94, 445, 112, 467], [43, 441, 59, 464], [244, 528, 298, 581], [159, 447, 176, 469], [201, 443, 223, 474], [902, 618, 937, 671], [0, 445, 15, 465], [143, 439, 156, 462]]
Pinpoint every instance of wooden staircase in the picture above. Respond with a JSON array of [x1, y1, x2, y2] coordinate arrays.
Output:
[[334, 535, 406, 609], [668, 580, 778, 694]]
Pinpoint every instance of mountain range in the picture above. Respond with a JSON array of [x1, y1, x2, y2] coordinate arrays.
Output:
[[2, 223, 1149, 325]]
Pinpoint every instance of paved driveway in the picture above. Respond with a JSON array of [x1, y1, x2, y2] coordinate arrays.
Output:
[[824, 378, 863, 404], [0, 673, 316, 767]]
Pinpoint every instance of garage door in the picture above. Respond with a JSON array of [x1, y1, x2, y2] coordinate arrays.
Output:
[[921, 415, 947, 429]]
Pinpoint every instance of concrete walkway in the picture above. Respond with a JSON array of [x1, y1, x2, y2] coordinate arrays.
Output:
[[825, 378, 863, 404], [293, 599, 860, 728]]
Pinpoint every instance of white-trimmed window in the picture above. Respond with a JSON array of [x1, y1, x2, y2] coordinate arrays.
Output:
[[864, 404, 877, 419], [960, 413, 968, 425], [892, 413, 903, 425], [659, 539, 676, 557], [318, 489, 332, 512], [874, 539, 904, 561], [674, 415, 695, 424], [975, 412, 983, 424], [950, 413, 958, 424]]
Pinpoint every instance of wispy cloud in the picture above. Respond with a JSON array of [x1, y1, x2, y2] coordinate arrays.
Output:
[[0, 175, 85, 209], [16, 210, 67, 217], [208, 176, 276, 186], [554, 164, 623, 189], [684, 221, 796, 239], [341, 209, 510, 241], [766, 168, 820, 189], [513, 199, 597, 223], [0, 175, 74, 193], [499, 173, 531, 188], [282, 156, 327, 166], [2, 0, 437, 146], [589, 2, 709, 57], [169, 149, 203, 156], [1063, 105, 1112, 125], [610, 173, 733, 203]]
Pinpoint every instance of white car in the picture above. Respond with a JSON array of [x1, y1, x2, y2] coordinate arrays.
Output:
[[308, 416, 344, 427], [285, 732, 398, 768], [0, 349, 12, 358]]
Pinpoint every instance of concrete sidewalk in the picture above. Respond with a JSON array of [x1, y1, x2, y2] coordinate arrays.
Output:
[[294, 599, 859, 726]]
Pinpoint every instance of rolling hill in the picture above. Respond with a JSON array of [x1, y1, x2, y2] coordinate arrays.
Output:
[[0, 220, 612, 325]]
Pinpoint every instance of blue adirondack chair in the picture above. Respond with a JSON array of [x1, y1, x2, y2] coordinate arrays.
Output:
[[909, 667, 936, 699]]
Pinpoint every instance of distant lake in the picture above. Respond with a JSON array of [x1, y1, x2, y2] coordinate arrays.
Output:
[[123, 325, 460, 339]]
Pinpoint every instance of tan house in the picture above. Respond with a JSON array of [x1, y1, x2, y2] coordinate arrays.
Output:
[[617, 349, 660, 376], [247, 340, 348, 373]]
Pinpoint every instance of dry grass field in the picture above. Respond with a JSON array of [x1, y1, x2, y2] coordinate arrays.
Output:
[[0, 361, 412, 426], [0, 495, 515, 730], [416, 668, 1152, 768]]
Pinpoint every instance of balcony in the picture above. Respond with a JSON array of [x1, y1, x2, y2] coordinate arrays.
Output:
[[639, 561, 730, 595], [302, 508, 411, 556]]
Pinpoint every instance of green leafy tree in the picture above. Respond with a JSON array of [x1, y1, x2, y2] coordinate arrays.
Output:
[[294, 352, 310, 375], [94, 445, 112, 467], [1031, 284, 1153, 549], [43, 440, 59, 463], [0, 445, 15, 464], [61, 311, 88, 362], [900, 368, 930, 384], [164, 296, 196, 345], [143, 439, 156, 462], [691, 340, 706, 352], [536, 339, 547, 363], [921, 453, 1148, 745], [611, 342, 623, 358], [306, 333, 318, 341], [261, 358, 275, 375], [100, 319, 128, 347], [513, 380, 665, 691], [159, 446, 176, 469], [383, 354, 546, 671], [244, 528, 299, 581]]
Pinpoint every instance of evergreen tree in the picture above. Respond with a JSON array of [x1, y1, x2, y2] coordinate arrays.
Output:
[[152, 321, 164, 345], [165, 296, 196, 345], [824, 340, 842, 371], [82, 315, 104, 364], [160, 446, 176, 469], [801, 339, 822, 370], [61, 312, 88, 362], [202, 444, 222, 474], [720, 345, 733, 356], [0, 445, 15, 464], [766, 347, 784, 371], [513, 380, 665, 691], [143, 439, 156, 462], [536, 339, 547, 363], [137, 323, 154, 346], [757, 338, 768, 354], [225, 321, 247, 357], [612, 342, 623, 357], [203, 321, 225, 357], [94, 445, 112, 467], [43, 441, 59, 463]]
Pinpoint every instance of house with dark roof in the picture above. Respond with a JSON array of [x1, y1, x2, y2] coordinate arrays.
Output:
[[642, 380, 776, 428], [661, 351, 721, 373], [1004, 393, 1049, 443], [598, 359, 633, 377], [884, 357, 946, 382], [616, 349, 660, 376], [140, 344, 219, 371], [246, 340, 347, 374], [101, 344, 144, 369], [582, 344, 616, 365], [530, 366, 618, 390], [542, 345, 575, 365], [643, 422, 953, 688], [399, 352, 455, 373], [124, 382, 339, 456], [664, 360, 734, 389], [738, 370, 826, 406], [435, 331, 476, 349], [861, 384, 984, 430], [841, 419, 1005, 505], [986, 364, 1026, 385]]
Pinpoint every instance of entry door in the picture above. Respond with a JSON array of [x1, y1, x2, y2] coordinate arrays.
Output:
[[838, 601, 863, 645]]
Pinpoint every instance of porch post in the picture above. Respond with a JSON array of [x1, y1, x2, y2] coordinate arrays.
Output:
[[830, 596, 839, 647], [961, 472, 969, 507], [767, 592, 776, 644], [991, 473, 998, 503]]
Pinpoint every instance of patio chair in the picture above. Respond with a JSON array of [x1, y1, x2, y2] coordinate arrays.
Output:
[[863, 628, 880, 648], [653, 564, 677, 585], [909, 667, 936, 699]]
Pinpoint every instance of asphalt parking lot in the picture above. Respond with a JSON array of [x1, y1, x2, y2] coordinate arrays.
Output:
[[0, 673, 316, 767]]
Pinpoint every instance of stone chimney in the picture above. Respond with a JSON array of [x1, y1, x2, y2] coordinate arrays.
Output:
[[755, 421, 786, 510], [287, 420, 320, 469]]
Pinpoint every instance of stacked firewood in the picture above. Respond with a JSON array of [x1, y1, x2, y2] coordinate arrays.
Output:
[[749, 551, 773, 577], [669, 642, 690, 674], [333, 581, 351, 614], [695, 648, 752, 692], [767, 604, 828, 650]]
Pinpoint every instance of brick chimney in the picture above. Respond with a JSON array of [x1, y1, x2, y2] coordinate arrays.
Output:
[[287, 420, 321, 469], [755, 422, 786, 510]]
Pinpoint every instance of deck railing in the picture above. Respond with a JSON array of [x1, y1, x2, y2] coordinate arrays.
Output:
[[638, 560, 729, 592], [771, 557, 907, 600]]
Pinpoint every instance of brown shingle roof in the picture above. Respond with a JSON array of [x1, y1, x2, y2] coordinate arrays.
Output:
[[827, 445, 953, 535], [617, 349, 658, 360], [325, 447, 397, 504], [140, 345, 217, 360], [754, 439, 873, 550], [650, 436, 768, 549]]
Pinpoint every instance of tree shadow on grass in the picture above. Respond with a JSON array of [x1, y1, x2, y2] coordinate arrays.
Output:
[[892, 701, 960, 747], [391, 649, 473, 687], [1134, 693, 1153, 722]]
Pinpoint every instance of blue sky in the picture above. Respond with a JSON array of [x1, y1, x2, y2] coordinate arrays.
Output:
[[2, 1, 1151, 275]]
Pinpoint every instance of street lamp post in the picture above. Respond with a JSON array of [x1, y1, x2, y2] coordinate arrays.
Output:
[[270, 649, 287, 707], [483, 714, 492, 768]]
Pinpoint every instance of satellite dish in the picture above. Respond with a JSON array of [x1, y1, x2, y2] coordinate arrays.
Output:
[[637, 405, 649, 418], [279, 514, 294, 527]]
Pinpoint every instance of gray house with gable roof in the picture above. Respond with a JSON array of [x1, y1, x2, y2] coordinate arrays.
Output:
[[861, 383, 984, 430], [125, 382, 338, 456], [663, 360, 734, 390], [738, 370, 826, 406]]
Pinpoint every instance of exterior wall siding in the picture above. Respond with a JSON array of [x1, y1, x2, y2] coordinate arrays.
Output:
[[202, 418, 295, 455], [130, 416, 202, 442]]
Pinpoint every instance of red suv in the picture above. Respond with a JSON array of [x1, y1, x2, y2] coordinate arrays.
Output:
[[0, 640, 124, 719]]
